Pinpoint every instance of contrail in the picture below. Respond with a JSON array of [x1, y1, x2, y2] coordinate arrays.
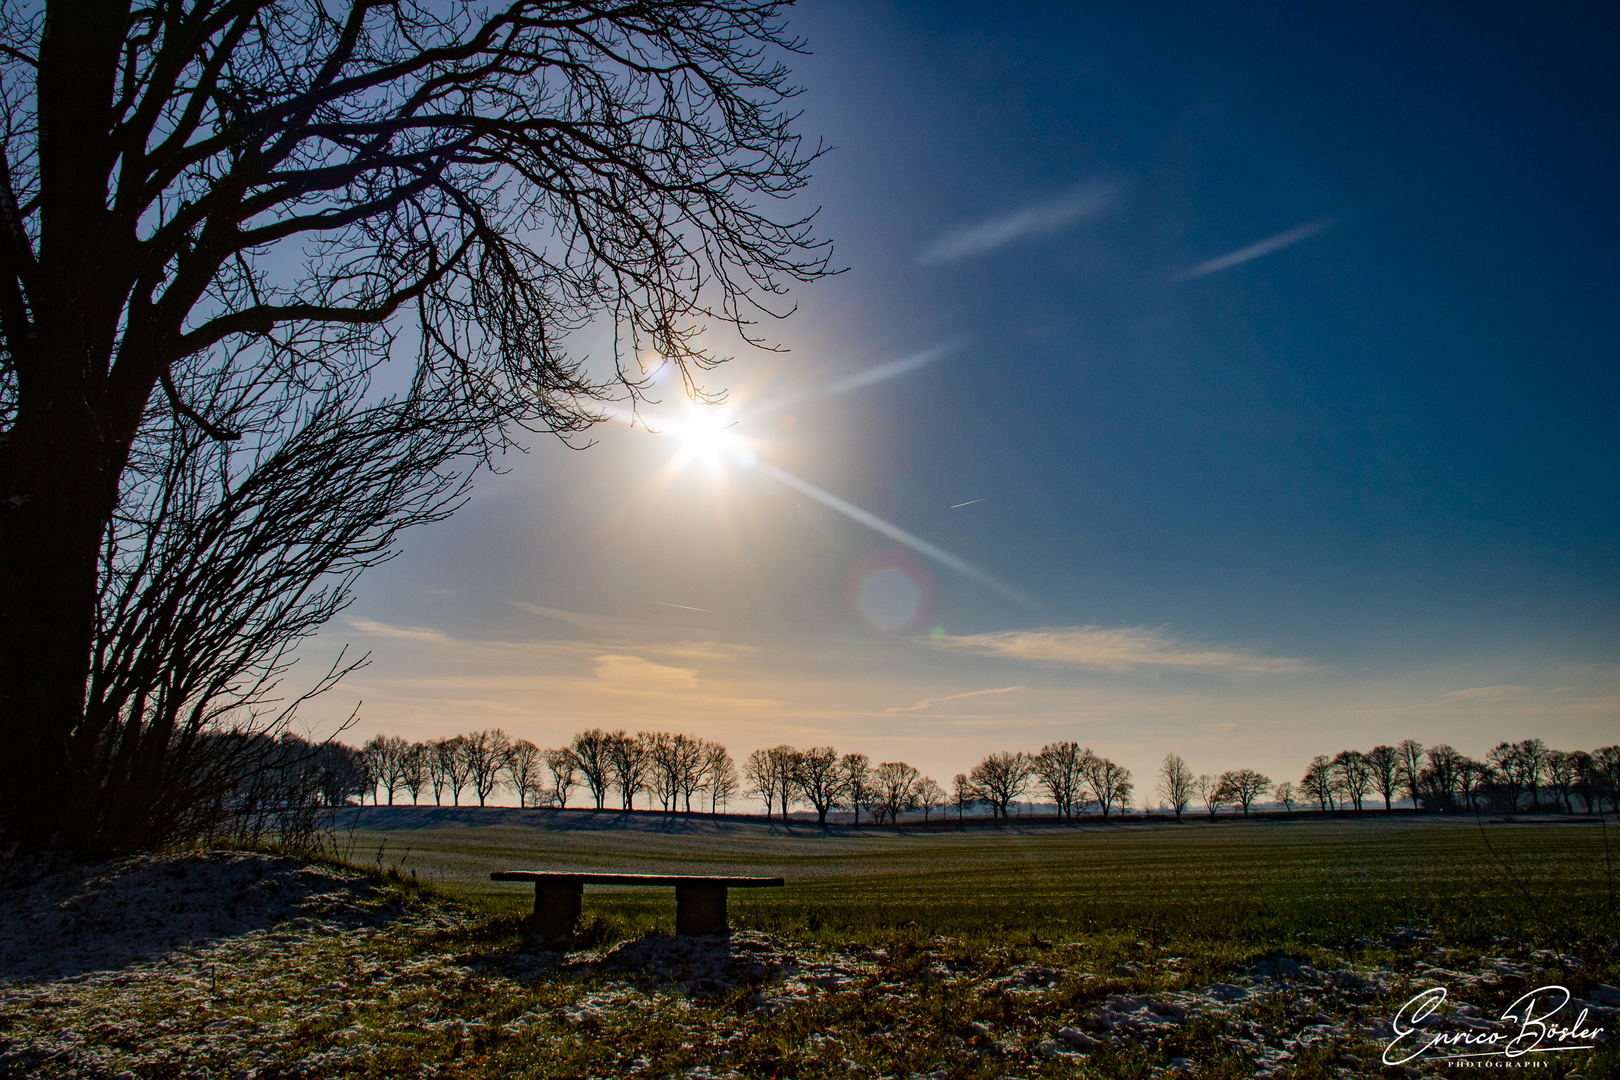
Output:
[[756, 461, 1033, 607], [920, 182, 1115, 265], [1173, 217, 1336, 281], [652, 601, 709, 612], [950, 498, 987, 509]]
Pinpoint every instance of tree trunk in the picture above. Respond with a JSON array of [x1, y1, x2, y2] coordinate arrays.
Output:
[[0, 420, 114, 848], [0, 0, 143, 852]]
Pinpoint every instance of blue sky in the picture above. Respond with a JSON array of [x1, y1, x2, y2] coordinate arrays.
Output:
[[315, 2, 1618, 801]]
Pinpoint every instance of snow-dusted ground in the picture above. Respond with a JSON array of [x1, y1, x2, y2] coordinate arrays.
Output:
[[1, 852, 1613, 1078]]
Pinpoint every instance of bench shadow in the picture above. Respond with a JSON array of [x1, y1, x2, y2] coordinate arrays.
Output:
[[486, 929, 802, 997]]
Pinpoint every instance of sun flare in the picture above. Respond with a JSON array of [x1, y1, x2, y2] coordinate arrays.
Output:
[[666, 407, 756, 470]]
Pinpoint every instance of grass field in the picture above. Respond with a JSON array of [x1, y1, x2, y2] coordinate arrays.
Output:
[[342, 806, 1618, 954]]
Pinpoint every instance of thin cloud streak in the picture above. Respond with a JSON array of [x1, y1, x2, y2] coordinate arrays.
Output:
[[886, 685, 1027, 713], [346, 617, 447, 642], [919, 182, 1115, 265], [935, 626, 1313, 674], [1173, 218, 1336, 281]]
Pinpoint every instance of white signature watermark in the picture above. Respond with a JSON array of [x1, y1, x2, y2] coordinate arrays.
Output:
[[1384, 985, 1604, 1066]]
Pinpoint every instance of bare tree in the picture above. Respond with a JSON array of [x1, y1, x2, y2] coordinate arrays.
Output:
[[1364, 745, 1402, 812], [400, 742, 427, 805], [1543, 751, 1577, 813], [1421, 745, 1464, 811], [1571, 750, 1600, 813], [1396, 739, 1426, 809], [0, 0, 833, 853], [1087, 757, 1132, 820], [1217, 768, 1270, 816], [605, 731, 647, 811], [916, 777, 946, 822], [870, 761, 920, 826], [671, 735, 709, 814], [841, 752, 872, 826], [437, 736, 472, 807], [424, 739, 450, 805], [1194, 774, 1226, 820], [1508, 738, 1548, 809], [1456, 755, 1492, 812], [790, 746, 845, 825], [545, 748, 581, 810], [1596, 746, 1620, 814], [1300, 755, 1333, 812], [703, 742, 738, 813], [570, 729, 614, 810], [1272, 780, 1296, 812], [1331, 750, 1371, 813], [360, 734, 392, 804], [970, 751, 1033, 820], [744, 748, 776, 819], [1156, 754, 1194, 821], [642, 731, 681, 812], [506, 739, 543, 809], [464, 729, 510, 807], [952, 772, 976, 820], [1034, 741, 1090, 821]]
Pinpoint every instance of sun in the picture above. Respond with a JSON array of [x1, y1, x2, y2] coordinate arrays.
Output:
[[666, 407, 755, 471]]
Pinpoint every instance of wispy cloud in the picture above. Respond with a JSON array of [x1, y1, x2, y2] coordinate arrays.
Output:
[[1443, 685, 1531, 701], [643, 641, 760, 662], [919, 182, 1115, 265], [886, 685, 1027, 714], [592, 654, 698, 690], [346, 617, 446, 643], [1173, 218, 1336, 281], [1198, 722, 1237, 734], [933, 626, 1312, 674]]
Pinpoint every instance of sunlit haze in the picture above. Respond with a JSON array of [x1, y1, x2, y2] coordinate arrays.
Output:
[[306, 2, 1618, 805]]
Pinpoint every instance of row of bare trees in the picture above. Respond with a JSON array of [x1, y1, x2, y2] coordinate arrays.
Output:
[[355, 731, 1620, 823], [740, 746, 950, 825], [1154, 740, 1620, 820], [1289, 740, 1620, 815], [957, 744, 1134, 821], [360, 729, 739, 813]]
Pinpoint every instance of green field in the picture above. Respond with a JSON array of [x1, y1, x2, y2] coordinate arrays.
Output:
[[343, 806, 1617, 953]]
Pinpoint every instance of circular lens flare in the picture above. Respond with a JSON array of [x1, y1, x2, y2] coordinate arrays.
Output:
[[845, 547, 936, 633]]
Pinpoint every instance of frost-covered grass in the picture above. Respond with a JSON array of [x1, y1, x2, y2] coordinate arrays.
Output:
[[1, 814, 1616, 1079]]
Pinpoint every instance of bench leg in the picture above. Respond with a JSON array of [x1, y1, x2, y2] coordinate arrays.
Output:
[[528, 878, 583, 942], [675, 882, 729, 936]]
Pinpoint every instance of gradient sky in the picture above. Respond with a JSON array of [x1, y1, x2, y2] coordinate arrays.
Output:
[[307, 2, 1619, 804]]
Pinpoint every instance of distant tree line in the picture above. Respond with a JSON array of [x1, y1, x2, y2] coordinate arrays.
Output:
[[1156, 739, 1620, 820], [338, 729, 1620, 824], [358, 729, 739, 813]]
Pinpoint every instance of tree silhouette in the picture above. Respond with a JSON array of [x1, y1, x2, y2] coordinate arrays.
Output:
[[0, 0, 830, 852]]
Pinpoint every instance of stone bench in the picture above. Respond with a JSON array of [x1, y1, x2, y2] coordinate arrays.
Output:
[[491, 871, 785, 938]]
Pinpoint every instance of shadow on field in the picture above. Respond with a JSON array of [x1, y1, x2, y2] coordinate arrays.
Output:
[[343, 805, 846, 837], [0, 851, 406, 984]]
